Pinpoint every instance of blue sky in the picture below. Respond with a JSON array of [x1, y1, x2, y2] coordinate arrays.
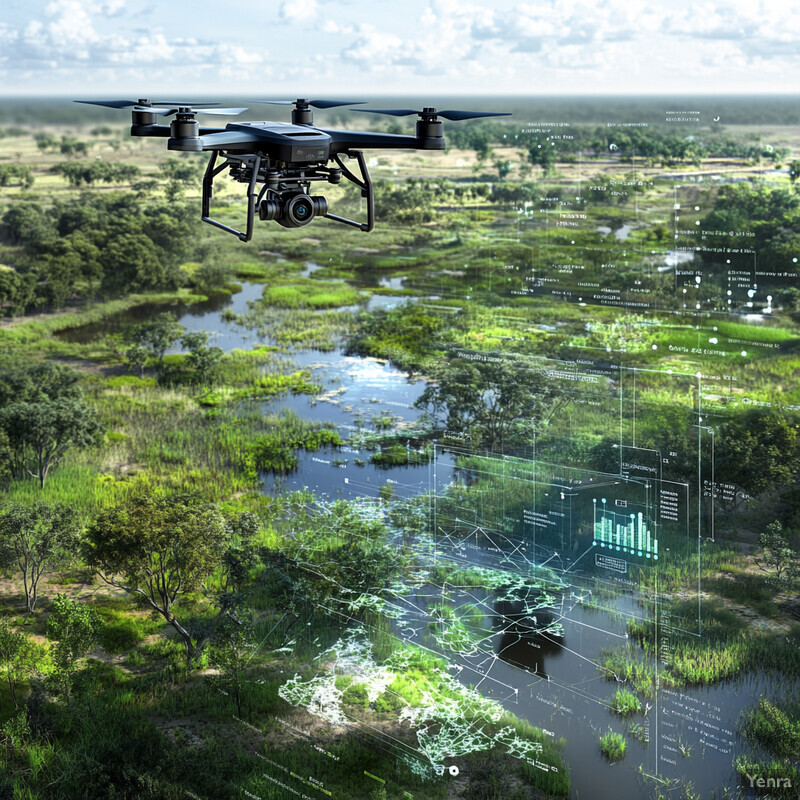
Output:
[[0, 0, 798, 96]]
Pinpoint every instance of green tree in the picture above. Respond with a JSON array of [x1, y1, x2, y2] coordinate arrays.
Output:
[[0, 620, 45, 708], [130, 312, 185, 372], [416, 355, 565, 451], [182, 330, 223, 384], [207, 613, 256, 718], [0, 398, 102, 488], [717, 409, 800, 497], [83, 493, 231, 662], [46, 594, 101, 700], [193, 262, 231, 294], [34, 132, 58, 152], [494, 159, 512, 180], [0, 502, 80, 612], [528, 144, 556, 176], [756, 521, 796, 586], [123, 342, 150, 379]]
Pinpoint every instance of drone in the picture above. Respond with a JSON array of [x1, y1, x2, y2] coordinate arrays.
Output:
[[74, 98, 510, 241]]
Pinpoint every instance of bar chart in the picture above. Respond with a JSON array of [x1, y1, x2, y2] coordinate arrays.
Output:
[[592, 498, 658, 559]]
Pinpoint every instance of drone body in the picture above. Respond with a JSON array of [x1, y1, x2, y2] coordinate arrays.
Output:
[[75, 99, 510, 241]]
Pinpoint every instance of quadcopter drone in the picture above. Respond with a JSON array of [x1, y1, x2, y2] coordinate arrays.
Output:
[[74, 98, 510, 241]]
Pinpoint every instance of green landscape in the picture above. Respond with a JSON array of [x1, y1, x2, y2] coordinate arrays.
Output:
[[0, 100, 798, 799]]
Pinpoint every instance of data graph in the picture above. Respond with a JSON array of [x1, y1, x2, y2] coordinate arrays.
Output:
[[593, 498, 658, 559]]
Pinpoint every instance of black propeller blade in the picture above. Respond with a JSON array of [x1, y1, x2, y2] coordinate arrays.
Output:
[[253, 99, 366, 109], [75, 100, 246, 116], [355, 108, 511, 121]]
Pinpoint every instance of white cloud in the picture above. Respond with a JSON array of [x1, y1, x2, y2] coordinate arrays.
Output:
[[279, 0, 319, 23], [0, 0, 798, 95], [0, 0, 266, 73]]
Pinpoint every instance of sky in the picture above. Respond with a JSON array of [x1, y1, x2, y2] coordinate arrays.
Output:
[[0, 0, 798, 97]]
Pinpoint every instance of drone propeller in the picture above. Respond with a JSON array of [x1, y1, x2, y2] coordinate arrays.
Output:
[[355, 107, 511, 121], [75, 100, 246, 116], [253, 99, 366, 109]]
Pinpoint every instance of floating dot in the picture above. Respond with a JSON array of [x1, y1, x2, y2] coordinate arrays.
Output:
[[741, 350, 747, 356], [652, 344, 658, 350]]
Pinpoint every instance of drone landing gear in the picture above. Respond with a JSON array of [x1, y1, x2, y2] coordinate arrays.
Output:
[[201, 152, 261, 241], [323, 151, 374, 233], [200, 150, 374, 242]]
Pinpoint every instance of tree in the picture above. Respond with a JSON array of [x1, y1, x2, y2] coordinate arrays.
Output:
[[0, 502, 80, 612], [206, 613, 256, 718], [182, 330, 223, 384], [416, 355, 565, 452], [276, 502, 406, 612], [46, 594, 101, 700], [494, 159, 512, 180], [528, 144, 556, 176], [34, 132, 58, 152], [756, 521, 796, 586], [130, 312, 185, 372], [84, 493, 231, 662], [0, 620, 45, 708], [123, 342, 150, 379], [193, 262, 231, 294], [717, 409, 800, 497], [0, 398, 102, 488]]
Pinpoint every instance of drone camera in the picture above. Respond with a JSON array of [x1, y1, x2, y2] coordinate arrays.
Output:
[[259, 193, 328, 228]]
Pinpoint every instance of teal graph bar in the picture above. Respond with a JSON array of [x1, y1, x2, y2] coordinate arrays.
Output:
[[593, 499, 658, 559]]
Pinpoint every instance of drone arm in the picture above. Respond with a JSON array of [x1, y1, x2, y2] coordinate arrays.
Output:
[[130, 124, 226, 138], [322, 129, 445, 153], [201, 152, 261, 242]]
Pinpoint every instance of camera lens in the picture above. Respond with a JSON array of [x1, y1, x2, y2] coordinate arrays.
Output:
[[284, 194, 315, 227]]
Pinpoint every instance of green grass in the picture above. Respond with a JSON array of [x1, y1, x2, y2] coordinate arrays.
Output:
[[610, 689, 642, 716], [90, 598, 165, 654], [740, 697, 800, 759], [599, 730, 626, 762], [623, 602, 800, 687], [261, 279, 365, 309], [735, 756, 799, 799]]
